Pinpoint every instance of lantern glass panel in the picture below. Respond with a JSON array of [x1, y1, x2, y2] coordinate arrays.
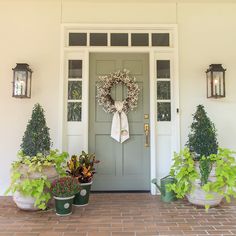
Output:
[[213, 71, 223, 97], [14, 71, 27, 96], [207, 71, 212, 97], [27, 71, 31, 97]]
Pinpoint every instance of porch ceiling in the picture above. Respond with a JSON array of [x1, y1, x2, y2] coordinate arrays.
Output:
[[62, 0, 236, 3]]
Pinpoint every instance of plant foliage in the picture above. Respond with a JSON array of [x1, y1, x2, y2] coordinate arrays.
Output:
[[187, 105, 218, 160], [202, 148, 236, 203], [6, 150, 68, 210], [67, 151, 100, 183], [199, 157, 213, 186], [167, 148, 199, 199], [167, 148, 236, 208], [50, 177, 80, 197], [186, 105, 218, 185], [21, 103, 51, 157]]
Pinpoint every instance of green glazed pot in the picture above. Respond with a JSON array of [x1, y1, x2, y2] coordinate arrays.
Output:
[[54, 195, 74, 216], [73, 182, 92, 206]]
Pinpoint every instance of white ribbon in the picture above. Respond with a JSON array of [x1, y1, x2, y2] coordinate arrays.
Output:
[[111, 101, 129, 143]]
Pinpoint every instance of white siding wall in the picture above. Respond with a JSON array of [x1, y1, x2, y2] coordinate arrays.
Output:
[[0, 0, 61, 194], [0, 0, 236, 194]]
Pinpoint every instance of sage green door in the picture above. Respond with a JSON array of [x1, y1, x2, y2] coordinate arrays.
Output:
[[89, 53, 150, 191]]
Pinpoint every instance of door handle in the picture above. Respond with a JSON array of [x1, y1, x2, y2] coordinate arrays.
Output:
[[144, 123, 150, 147]]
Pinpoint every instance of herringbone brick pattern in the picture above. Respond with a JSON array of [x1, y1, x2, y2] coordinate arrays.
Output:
[[0, 193, 236, 236]]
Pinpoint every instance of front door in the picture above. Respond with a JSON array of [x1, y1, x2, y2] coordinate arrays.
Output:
[[89, 53, 150, 191]]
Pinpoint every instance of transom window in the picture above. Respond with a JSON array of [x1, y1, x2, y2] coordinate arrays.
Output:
[[67, 32, 171, 47]]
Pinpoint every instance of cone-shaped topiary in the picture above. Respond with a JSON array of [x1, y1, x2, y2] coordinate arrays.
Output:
[[21, 103, 51, 157], [187, 104, 218, 160]]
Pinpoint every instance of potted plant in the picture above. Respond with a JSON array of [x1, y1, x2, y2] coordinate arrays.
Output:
[[168, 105, 236, 209], [6, 104, 68, 210], [50, 177, 80, 216], [67, 151, 100, 206]]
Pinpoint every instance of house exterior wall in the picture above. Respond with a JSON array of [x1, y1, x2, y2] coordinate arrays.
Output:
[[0, 0, 236, 195]]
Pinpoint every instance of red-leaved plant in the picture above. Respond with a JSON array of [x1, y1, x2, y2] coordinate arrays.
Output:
[[67, 151, 100, 183], [50, 177, 80, 198]]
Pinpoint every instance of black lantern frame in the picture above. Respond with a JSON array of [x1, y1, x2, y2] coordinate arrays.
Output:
[[206, 64, 226, 99], [12, 63, 33, 98]]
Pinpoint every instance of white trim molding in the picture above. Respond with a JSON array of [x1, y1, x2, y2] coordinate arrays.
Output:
[[60, 24, 180, 195]]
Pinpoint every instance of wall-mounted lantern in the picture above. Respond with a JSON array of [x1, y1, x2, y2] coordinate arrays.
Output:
[[206, 64, 226, 98], [12, 63, 33, 98]]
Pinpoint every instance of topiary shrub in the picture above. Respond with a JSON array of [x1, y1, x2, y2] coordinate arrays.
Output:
[[186, 104, 218, 185], [187, 104, 218, 160], [21, 103, 51, 157]]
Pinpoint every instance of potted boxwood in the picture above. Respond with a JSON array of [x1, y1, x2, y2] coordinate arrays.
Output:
[[168, 105, 236, 209], [67, 151, 100, 206], [50, 177, 80, 216], [6, 104, 68, 210]]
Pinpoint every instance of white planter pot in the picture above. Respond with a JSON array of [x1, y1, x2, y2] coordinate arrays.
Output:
[[186, 185, 223, 207], [186, 162, 224, 207], [13, 191, 38, 211], [13, 165, 58, 211]]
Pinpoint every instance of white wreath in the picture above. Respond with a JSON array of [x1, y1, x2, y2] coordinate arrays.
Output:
[[96, 69, 140, 114]]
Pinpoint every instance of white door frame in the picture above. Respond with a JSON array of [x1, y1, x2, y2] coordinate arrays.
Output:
[[59, 24, 180, 194]]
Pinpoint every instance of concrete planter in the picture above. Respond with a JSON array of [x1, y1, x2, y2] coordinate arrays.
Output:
[[13, 191, 39, 211], [186, 184, 223, 207], [13, 164, 58, 211], [186, 162, 224, 207]]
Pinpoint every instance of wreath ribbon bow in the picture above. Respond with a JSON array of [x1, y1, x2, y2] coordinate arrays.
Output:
[[111, 101, 129, 143]]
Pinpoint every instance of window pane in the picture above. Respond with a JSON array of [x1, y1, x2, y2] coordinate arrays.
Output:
[[157, 81, 171, 100], [90, 33, 107, 46], [68, 60, 82, 78], [68, 81, 82, 100], [152, 33, 169, 46], [69, 33, 87, 46], [157, 60, 170, 78], [111, 33, 128, 46], [131, 33, 149, 46], [68, 102, 82, 121], [157, 102, 171, 121]]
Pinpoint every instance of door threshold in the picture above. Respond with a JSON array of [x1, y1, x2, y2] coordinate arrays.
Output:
[[91, 190, 150, 193]]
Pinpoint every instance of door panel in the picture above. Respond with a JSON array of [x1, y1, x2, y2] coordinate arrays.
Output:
[[89, 53, 150, 191]]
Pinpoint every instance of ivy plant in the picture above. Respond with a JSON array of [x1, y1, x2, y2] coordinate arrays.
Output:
[[6, 150, 68, 210]]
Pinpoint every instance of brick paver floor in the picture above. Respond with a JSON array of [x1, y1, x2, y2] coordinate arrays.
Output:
[[0, 193, 236, 236]]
